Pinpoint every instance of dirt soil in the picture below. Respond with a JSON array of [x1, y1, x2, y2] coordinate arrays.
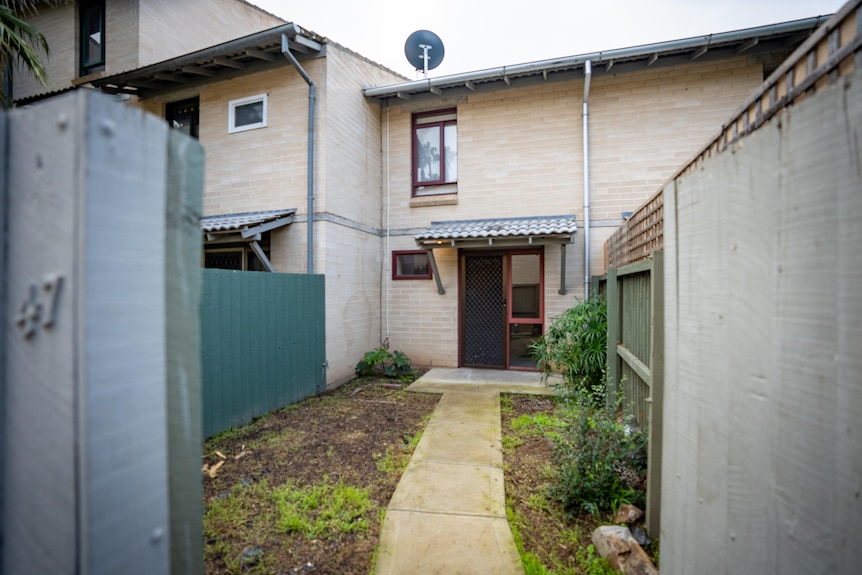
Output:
[[202, 378, 603, 574]]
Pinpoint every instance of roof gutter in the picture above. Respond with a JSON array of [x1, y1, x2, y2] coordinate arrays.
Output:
[[282, 26, 316, 275], [363, 16, 830, 99]]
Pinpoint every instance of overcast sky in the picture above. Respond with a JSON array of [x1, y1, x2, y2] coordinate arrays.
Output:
[[249, 0, 840, 79]]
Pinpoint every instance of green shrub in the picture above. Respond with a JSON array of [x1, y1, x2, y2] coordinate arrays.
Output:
[[550, 388, 647, 516], [530, 295, 607, 400], [355, 348, 418, 381]]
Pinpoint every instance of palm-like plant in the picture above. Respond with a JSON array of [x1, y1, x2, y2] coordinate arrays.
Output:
[[0, 1, 60, 106], [529, 294, 608, 400]]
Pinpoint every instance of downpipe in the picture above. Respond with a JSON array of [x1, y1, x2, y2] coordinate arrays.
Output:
[[582, 60, 592, 297], [282, 32, 316, 274]]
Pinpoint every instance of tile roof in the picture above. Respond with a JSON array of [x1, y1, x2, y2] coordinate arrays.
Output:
[[415, 215, 577, 241], [200, 209, 296, 232]]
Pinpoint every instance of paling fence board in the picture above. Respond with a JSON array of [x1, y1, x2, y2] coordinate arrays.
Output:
[[1, 92, 203, 574], [201, 270, 326, 439], [661, 68, 862, 574]]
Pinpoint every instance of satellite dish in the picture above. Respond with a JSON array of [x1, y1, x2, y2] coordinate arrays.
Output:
[[404, 30, 444, 78]]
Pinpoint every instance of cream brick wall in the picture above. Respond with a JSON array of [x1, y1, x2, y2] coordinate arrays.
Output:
[[320, 46, 403, 226], [105, 0, 139, 75], [137, 0, 283, 67], [15, 0, 139, 100], [153, 63, 326, 223], [14, 0, 281, 102], [315, 46, 405, 383], [381, 57, 765, 368], [12, 2, 76, 100], [140, 46, 403, 385], [383, 236, 459, 368]]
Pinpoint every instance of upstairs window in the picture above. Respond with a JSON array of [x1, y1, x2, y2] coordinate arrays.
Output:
[[228, 93, 267, 133], [413, 109, 457, 195], [166, 98, 200, 139], [79, 0, 106, 76]]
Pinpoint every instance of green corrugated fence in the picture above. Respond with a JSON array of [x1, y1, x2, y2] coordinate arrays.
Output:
[[201, 269, 326, 438]]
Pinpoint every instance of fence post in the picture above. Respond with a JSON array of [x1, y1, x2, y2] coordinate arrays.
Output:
[[646, 250, 664, 536], [0, 107, 7, 573], [605, 267, 620, 410], [2, 91, 202, 575], [165, 131, 204, 574]]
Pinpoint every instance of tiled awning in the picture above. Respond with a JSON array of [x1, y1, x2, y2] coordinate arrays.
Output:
[[414, 215, 577, 295], [415, 215, 577, 248], [201, 209, 296, 236], [200, 209, 296, 273]]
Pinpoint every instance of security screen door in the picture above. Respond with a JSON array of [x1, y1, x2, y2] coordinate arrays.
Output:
[[460, 250, 543, 369]]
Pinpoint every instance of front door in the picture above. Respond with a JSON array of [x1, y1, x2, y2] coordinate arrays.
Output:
[[460, 250, 544, 369]]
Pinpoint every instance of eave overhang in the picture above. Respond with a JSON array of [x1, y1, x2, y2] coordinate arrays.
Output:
[[364, 15, 830, 104], [91, 23, 325, 99]]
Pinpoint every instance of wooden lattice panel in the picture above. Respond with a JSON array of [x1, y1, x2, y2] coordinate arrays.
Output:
[[607, 189, 664, 269], [605, 3, 861, 269]]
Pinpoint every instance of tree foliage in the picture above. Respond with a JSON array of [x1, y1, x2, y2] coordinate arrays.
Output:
[[0, 1, 60, 106], [530, 294, 608, 401]]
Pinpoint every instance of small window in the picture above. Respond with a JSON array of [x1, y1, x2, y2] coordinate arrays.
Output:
[[228, 93, 267, 133], [204, 245, 270, 271], [79, 0, 106, 76], [413, 109, 457, 195], [393, 251, 432, 280], [166, 97, 199, 139]]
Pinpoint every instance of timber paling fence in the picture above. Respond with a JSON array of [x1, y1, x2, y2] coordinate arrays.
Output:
[[592, 250, 664, 538], [601, 3, 862, 572]]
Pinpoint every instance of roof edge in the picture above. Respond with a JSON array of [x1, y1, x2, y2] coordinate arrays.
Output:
[[364, 15, 831, 100]]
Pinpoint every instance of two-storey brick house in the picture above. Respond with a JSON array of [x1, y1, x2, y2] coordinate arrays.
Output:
[[13, 1, 827, 385]]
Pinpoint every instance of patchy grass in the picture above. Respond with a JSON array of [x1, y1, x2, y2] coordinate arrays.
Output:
[[202, 379, 439, 575]]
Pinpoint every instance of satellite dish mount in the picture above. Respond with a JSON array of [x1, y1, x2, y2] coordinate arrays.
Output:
[[405, 30, 445, 79]]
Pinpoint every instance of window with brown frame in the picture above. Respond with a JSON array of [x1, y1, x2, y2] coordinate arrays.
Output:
[[79, 0, 106, 76], [393, 250, 432, 280], [413, 109, 457, 195], [166, 97, 199, 139]]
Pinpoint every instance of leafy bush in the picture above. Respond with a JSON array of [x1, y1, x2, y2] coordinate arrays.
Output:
[[550, 387, 647, 516], [530, 294, 607, 399], [355, 348, 417, 381]]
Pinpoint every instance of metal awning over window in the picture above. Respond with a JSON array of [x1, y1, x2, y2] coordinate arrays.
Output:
[[201, 209, 296, 272], [414, 215, 577, 294]]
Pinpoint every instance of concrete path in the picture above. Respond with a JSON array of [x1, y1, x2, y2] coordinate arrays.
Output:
[[374, 368, 556, 575]]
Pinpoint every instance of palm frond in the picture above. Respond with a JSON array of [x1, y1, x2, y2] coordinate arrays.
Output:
[[0, 3, 50, 91]]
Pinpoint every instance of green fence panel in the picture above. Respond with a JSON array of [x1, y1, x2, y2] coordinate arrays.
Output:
[[201, 269, 325, 438]]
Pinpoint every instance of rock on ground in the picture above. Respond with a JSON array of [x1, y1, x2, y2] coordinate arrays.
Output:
[[591, 525, 658, 575]]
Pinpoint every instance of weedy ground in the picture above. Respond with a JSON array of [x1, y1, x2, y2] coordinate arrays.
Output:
[[202, 380, 655, 574]]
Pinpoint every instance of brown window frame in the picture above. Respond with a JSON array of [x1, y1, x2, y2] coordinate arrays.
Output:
[[412, 108, 457, 195], [166, 97, 200, 139], [79, 0, 106, 76], [392, 250, 432, 280]]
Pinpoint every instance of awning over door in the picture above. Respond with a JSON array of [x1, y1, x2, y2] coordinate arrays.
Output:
[[414, 215, 577, 294], [415, 215, 577, 248], [201, 209, 296, 272]]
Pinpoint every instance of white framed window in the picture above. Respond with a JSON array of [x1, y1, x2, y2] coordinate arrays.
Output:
[[228, 93, 267, 133]]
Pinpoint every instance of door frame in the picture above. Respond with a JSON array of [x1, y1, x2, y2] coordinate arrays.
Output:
[[458, 248, 544, 369]]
